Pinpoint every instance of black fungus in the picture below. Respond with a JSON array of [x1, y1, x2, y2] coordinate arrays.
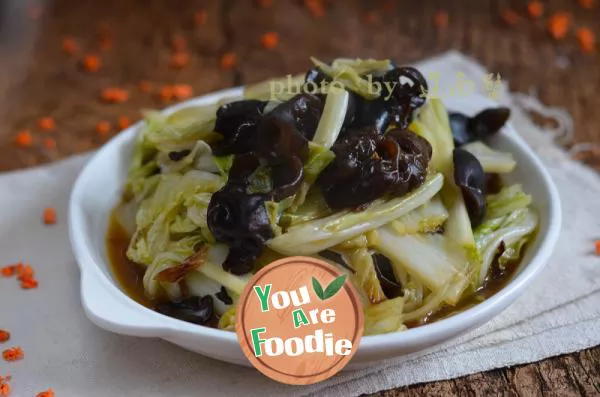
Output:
[[453, 148, 486, 227], [341, 91, 359, 128], [339, 67, 427, 138], [449, 107, 511, 146], [484, 173, 503, 195], [318, 250, 356, 274], [317, 131, 391, 208], [207, 183, 274, 275], [317, 128, 432, 209], [372, 253, 403, 299], [215, 286, 233, 305], [387, 128, 433, 163], [229, 153, 304, 201], [168, 149, 192, 161], [380, 67, 428, 129], [271, 155, 304, 201], [255, 94, 324, 163], [469, 107, 511, 140], [212, 100, 268, 155], [256, 113, 310, 162], [156, 295, 214, 326], [269, 93, 324, 141], [305, 67, 331, 87], [345, 96, 391, 136], [448, 112, 471, 147], [228, 152, 261, 184]]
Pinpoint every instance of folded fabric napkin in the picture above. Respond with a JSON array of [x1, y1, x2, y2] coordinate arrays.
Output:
[[1, 52, 598, 397]]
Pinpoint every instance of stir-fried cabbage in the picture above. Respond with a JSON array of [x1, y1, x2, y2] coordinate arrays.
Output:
[[364, 297, 406, 335], [462, 141, 516, 173], [330, 58, 393, 75], [371, 228, 470, 304], [305, 143, 336, 184], [143, 107, 220, 151], [126, 170, 224, 298], [268, 173, 444, 255], [342, 248, 387, 304], [312, 87, 349, 149], [186, 272, 237, 315], [419, 99, 476, 253], [388, 196, 448, 235], [114, 60, 539, 335], [310, 57, 380, 99], [218, 307, 236, 330], [474, 185, 537, 285]]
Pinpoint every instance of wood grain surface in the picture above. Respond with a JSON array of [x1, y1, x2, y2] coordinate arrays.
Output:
[[0, 0, 598, 395]]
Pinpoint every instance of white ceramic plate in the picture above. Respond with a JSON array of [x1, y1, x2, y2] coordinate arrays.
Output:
[[69, 88, 561, 370]]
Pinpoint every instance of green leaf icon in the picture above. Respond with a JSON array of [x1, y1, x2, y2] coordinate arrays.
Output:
[[312, 277, 325, 300], [323, 274, 347, 300]]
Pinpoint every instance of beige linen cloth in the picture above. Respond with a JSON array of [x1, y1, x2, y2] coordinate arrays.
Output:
[[1, 52, 599, 396]]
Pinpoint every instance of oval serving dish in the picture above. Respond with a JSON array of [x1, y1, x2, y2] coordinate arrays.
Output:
[[69, 87, 561, 369]]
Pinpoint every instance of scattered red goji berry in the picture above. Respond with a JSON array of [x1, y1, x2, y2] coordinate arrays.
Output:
[[2, 348, 23, 362], [38, 117, 56, 131], [0, 381, 10, 397], [81, 54, 101, 72], [43, 208, 57, 225], [36, 389, 55, 397], [15, 131, 32, 147], [173, 84, 193, 100], [261, 32, 279, 49], [0, 266, 15, 277], [0, 331, 9, 343], [20, 278, 39, 290], [17, 264, 34, 281], [96, 121, 111, 137], [118, 116, 131, 131], [527, 2, 543, 19], [158, 85, 175, 102], [577, 28, 596, 53], [220, 52, 237, 70], [304, 0, 325, 18], [548, 12, 571, 40], [62, 37, 79, 55], [101, 88, 129, 103], [170, 52, 190, 69]]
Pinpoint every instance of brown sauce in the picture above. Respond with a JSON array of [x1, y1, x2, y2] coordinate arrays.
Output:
[[106, 210, 160, 309], [106, 209, 523, 328]]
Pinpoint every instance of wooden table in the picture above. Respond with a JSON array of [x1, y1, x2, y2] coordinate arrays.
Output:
[[0, 0, 598, 394]]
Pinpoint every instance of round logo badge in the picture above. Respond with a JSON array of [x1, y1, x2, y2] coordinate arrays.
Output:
[[236, 256, 364, 385]]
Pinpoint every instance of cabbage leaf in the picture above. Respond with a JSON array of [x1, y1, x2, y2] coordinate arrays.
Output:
[[473, 185, 538, 285], [418, 99, 476, 252], [462, 141, 516, 174], [364, 297, 406, 335], [268, 173, 444, 255]]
